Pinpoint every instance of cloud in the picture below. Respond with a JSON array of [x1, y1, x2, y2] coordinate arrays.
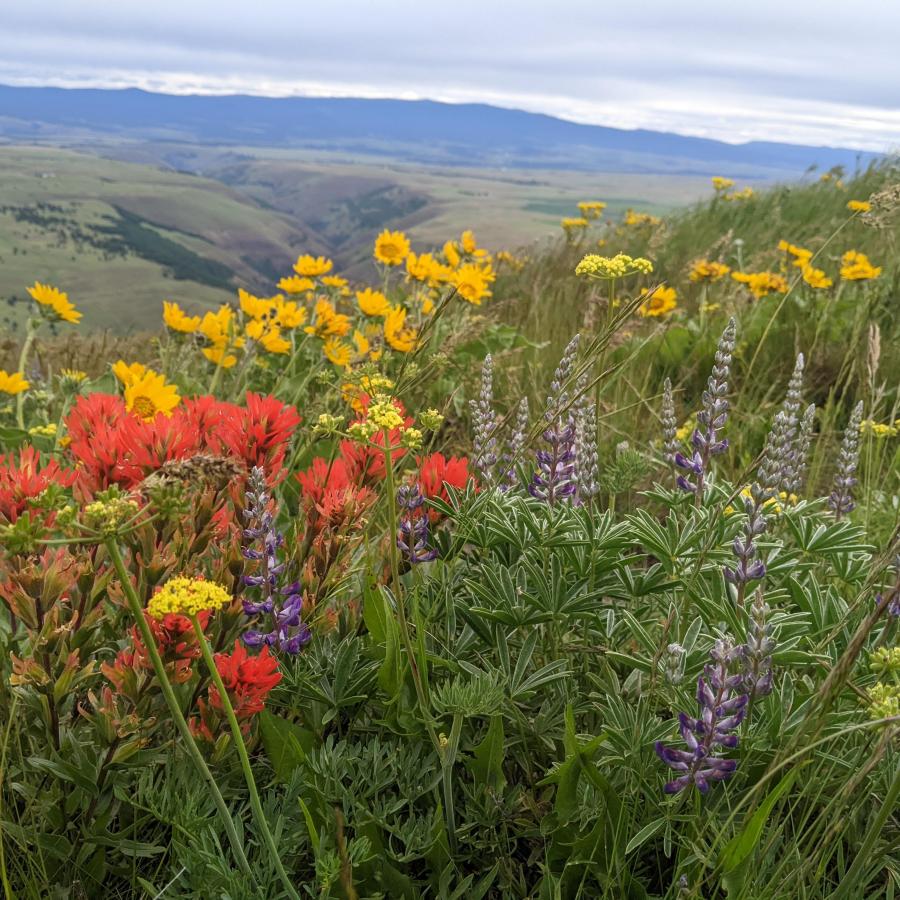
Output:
[[1, 0, 898, 150]]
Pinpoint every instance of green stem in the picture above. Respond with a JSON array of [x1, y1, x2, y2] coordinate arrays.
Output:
[[104, 539, 252, 879], [15, 319, 38, 429], [191, 616, 301, 900]]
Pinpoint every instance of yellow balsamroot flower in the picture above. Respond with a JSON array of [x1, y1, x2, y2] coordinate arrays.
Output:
[[623, 209, 661, 227], [561, 217, 589, 234], [356, 287, 391, 318], [124, 370, 181, 421], [840, 250, 882, 281], [777, 240, 813, 268], [278, 275, 315, 294], [576, 253, 653, 279], [198, 305, 237, 345], [202, 345, 238, 368], [351, 329, 371, 358], [689, 260, 730, 283], [453, 263, 492, 305], [577, 201, 606, 219], [406, 251, 441, 284], [305, 298, 351, 337], [322, 275, 348, 289], [442, 240, 461, 269], [59, 368, 87, 386], [722, 187, 754, 202], [162, 300, 201, 333], [323, 336, 352, 367], [273, 298, 307, 329], [293, 254, 333, 277], [731, 271, 788, 298], [147, 576, 232, 619], [847, 200, 871, 213], [367, 396, 405, 430], [711, 176, 735, 192], [0, 370, 29, 395], [638, 285, 677, 317], [859, 419, 899, 439], [239, 288, 276, 321], [374, 229, 411, 266], [460, 230, 478, 254], [27, 282, 82, 324], [383, 306, 418, 353], [801, 264, 833, 289], [259, 328, 291, 355], [112, 360, 149, 387]]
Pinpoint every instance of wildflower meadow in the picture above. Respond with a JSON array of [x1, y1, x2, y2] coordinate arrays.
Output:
[[1, 164, 898, 899]]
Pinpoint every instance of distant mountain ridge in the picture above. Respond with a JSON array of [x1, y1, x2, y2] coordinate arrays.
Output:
[[0, 84, 880, 176]]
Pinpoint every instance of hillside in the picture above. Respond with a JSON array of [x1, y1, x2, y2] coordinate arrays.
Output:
[[0, 84, 880, 176]]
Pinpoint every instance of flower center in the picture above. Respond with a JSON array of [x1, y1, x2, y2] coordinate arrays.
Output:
[[131, 395, 158, 421]]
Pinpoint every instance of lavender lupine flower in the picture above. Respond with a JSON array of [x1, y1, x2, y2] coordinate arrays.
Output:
[[675, 318, 736, 496], [655, 638, 748, 794], [784, 403, 816, 496], [396, 483, 438, 564], [574, 373, 599, 502], [530, 335, 580, 505], [470, 354, 498, 483], [501, 396, 529, 491], [740, 590, 775, 699], [661, 377, 678, 467], [242, 466, 311, 654], [829, 401, 864, 519]]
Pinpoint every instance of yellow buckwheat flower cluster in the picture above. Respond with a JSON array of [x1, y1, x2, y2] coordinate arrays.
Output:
[[147, 576, 232, 619], [367, 396, 405, 430], [576, 253, 653, 279]]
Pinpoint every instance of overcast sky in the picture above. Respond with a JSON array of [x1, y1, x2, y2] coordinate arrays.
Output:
[[1, 1, 898, 151]]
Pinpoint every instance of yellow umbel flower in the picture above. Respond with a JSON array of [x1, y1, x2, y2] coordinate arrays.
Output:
[[383, 306, 417, 353], [27, 282, 82, 324], [356, 288, 391, 318], [847, 200, 871, 213], [112, 360, 149, 387], [638, 286, 677, 317], [124, 371, 181, 421], [367, 396, 404, 430], [162, 301, 201, 333], [711, 176, 735, 192], [623, 209, 661, 227], [84, 497, 140, 535], [293, 254, 333, 277], [577, 201, 606, 219], [278, 275, 315, 294], [29, 422, 58, 437], [866, 682, 899, 721], [840, 250, 882, 281], [0, 370, 29, 395], [689, 260, 730, 283], [576, 253, 653, 279], [147, 576, 232, 619], [561, 217, 589, 234], [374, 230, 411, 266]]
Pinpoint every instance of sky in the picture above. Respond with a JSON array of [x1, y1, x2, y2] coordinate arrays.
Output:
[[1, 1, 899, 151]]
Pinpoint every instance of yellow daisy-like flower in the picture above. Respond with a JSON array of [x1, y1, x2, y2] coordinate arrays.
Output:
[[202, 345, 238, 368], [162, 300, 201, 333], [443, 240, 461, 269], [273, 298, 307, 329], [304, 298, 351, 337], [277, 275, 316, 294], [323, 337, 352, 367], [577, 201, 606, 219], [460, 230, 478, 254], [124, 370, 181, 421], [711, 176, 735, 192], [847, 200, 871, 213], [321, 275, 348, 289], [800, 264, 833, 289], [0, 370, 29, 395], [147, 576, 232, 619], [374, 230, 411, 266], [59, 368, 88, 383], [198, 305, 237, 345], [259, 328, 291, 355], [356, 287, 392, 318], [27, 282, 82, 324], [383, 306, 418, 353], [453, 263, 492, 305], [239, 288, 275, 321], [293, 255, 334, 277], [840, 250, 882, 281], [688, 260, 730, 283], [561, 216, 589, 233], [731, 271, 788, 298], [112, 360, 149, 387], [638, 285, 677, 317], [777, 240, 813, 268], [352, 329, 371, 358]]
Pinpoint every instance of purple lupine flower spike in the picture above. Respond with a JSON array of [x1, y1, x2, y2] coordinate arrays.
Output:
[[574, 372, 599, 503], [676, 318, 736, 497], [785, 404, 816, 496], [500, 396, 529, 492], [470, 354, 498, 484], [740, 589, 775, 699], [655, 637, 748, 794], [241, 466, 311, 654], [661, 377, 678, 468], [829, 401, 864, 519], [396, 483, 438, 564], [530, 335, 579, 505]]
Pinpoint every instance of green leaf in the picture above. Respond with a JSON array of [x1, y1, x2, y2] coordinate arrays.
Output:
[[625, 819, 664, 856], [258, 710, 315, 782], [468, 716, 506, 789], [0, 426, 30, 450]]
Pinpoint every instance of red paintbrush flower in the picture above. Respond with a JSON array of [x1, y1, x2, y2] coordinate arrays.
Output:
[[0, 446, 77, 524], [218, 393, 300, 481], [208, 640, 282, 720], [418, 453, 470, 510]]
